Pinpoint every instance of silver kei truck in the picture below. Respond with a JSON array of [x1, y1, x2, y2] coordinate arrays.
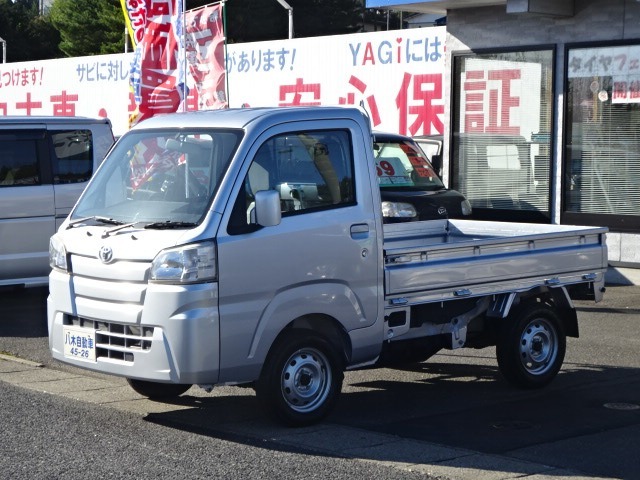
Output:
[[47, 107, 608, 426]]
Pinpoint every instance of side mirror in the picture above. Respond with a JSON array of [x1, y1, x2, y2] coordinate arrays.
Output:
[[254, 190, 281, 227]]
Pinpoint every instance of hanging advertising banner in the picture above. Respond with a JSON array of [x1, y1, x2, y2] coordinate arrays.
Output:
[[185, 2, 227, 110], [129, 0, 185, 126], [120, 0, 148, 47]]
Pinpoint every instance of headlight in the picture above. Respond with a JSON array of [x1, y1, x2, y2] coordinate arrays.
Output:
[[150, 241, 217, 284], [49, 235, 69, 272], [461, 199, 473, 216], [381, 201, 418, 219]]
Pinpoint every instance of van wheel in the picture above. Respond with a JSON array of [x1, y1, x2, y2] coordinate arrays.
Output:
[[127, 379, 192, 398], [256, 330, 344, 427], [496, 305, 566, 389]]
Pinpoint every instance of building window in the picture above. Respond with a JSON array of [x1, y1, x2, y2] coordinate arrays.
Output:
[[563, 42, 640, 232], [451, 48, 554, 222]]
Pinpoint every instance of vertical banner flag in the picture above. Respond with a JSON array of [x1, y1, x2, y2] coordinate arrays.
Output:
[[120, 0, 148, 48], [184, 3, 227, 110], [128, 0, 185, 126]]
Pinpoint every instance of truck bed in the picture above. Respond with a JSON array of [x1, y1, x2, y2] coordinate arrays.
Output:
[[383, 219, 608, 305]]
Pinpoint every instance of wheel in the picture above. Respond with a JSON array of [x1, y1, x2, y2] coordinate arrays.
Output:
[[256, 330, 344, 427], [126, 379, 192, 399], [496, 305, 566, 389]]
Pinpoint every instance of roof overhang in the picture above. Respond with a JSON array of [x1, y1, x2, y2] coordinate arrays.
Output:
[[365, 0, 574, 16], [365, 0, 505, 14]]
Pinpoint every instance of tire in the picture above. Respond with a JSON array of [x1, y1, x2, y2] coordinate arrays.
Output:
[[496, 305, 566, 389], [127, 379, 192, 399], [256, 330, 344, 427]]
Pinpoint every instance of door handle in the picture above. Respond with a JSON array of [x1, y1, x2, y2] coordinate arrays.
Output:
[[350, 223, 369, 239]]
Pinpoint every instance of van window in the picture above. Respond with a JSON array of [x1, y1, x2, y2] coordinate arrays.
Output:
[[0, 138, 40, 186], [51, 130, 94, 184], [228, 129, 355, 234]]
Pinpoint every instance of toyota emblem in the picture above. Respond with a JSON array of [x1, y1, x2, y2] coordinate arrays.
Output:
[[438, 206, 448, 216], [99, 245, 113, 264]]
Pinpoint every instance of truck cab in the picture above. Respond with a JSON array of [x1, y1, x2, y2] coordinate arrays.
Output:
[[48, 107, 384, 424]]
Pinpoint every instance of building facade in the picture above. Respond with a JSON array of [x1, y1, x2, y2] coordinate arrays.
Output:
[[367, 0, 640, 281]]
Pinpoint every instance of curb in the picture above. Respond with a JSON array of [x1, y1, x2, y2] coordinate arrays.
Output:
[[0, 352, 44, 368]]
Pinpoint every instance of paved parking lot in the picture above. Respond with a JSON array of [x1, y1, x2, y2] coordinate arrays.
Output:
[[1, 284, 639, 479]]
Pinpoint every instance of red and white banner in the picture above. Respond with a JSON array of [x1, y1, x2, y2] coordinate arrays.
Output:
[[0, 27, 447, 137], [120, 0, 148, 47], [129, 0, 185, 126], [185, 3, 227, 110]]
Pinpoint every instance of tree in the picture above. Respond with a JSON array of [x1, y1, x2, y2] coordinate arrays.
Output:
[[221, 0, 364, 43], [0, 0, 62, 62], [287, 0, 363, 38], [49, 0, 124, 57], [0, 0, 373, 62]]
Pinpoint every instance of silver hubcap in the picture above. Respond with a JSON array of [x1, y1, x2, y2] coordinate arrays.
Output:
[[519, 318, 557, 375], [281, 347, 331, 413]]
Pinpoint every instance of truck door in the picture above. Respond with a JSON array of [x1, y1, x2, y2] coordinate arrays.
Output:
[[215, 122, 381, 379]]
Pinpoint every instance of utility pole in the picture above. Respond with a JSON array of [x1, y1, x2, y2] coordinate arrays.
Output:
[[0, 37, 6, 64]]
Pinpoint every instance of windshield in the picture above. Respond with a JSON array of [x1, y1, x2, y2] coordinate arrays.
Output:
[[373, 137, 444, 191], [72, 129, 242, 226]]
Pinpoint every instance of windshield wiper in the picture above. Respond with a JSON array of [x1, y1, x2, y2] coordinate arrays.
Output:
[[66, 215, 139, 237], [95, 216, 128, 226], [144, 221, 198, 230], [103, 221, 139, 237], [67, 216, 127, 229]]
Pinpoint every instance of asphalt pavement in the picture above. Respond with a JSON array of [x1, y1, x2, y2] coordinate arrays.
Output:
[[1, 283, 639, 480]]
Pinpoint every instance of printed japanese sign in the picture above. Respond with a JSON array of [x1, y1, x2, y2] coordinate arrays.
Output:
[[460, 58, 542, 139], [226, 27, 446, 136], [568, 44, 640, 105], [0, 54, 131, 131], [0, 27, 446, 137]]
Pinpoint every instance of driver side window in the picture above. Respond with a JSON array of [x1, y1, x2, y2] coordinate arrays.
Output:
[[228, 129, 355, 234]]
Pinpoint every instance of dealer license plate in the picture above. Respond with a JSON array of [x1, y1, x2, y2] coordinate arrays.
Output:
[[63, 326, 96, 362]]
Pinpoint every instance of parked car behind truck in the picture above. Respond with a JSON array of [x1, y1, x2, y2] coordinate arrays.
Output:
[[372, 131, 471, 222], [48, 107, 607, 426], [0, 116, 114, 287]]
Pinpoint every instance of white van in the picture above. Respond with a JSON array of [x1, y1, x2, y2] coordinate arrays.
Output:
[[0, 116, 114, 287]]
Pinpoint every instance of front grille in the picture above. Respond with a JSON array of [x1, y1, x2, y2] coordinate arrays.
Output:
[[66, 316, 153, 362]]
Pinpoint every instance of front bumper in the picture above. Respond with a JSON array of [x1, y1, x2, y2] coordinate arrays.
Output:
[[48, 270, 220, 384]]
